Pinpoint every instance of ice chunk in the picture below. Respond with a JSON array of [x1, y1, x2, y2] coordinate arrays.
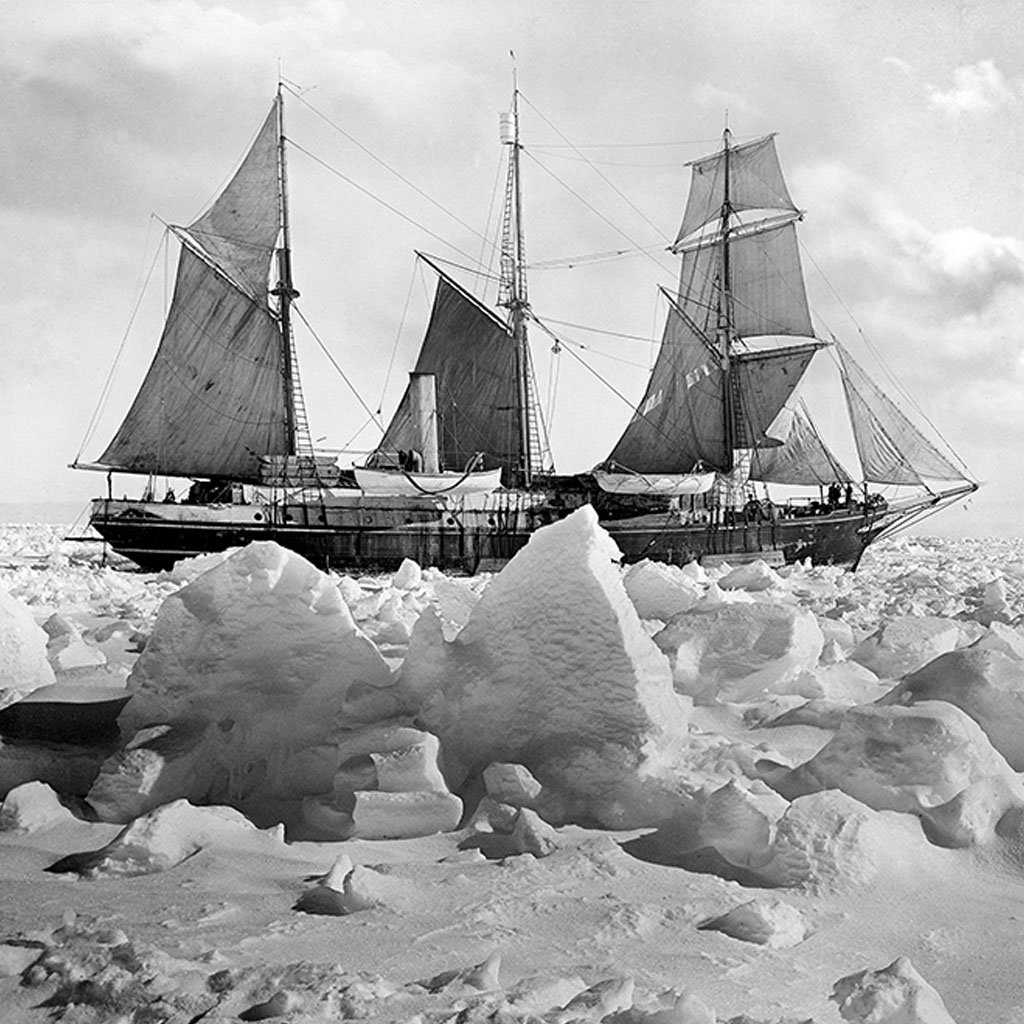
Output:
[[622, 559, 702, 620], [880, 647, 1024, 769], [483, 762, 542, 806], [87, 721, 216, 824], [831, 956, 958, 1023], [113, 543, 398, 829], [717, 559, 784, 592], [554, 976, 635, 1022], [410, 507, 688, 826], [47, 799, 278, 876], [655, 603, 824, 704], [0, 588, 55, 701], [0, 780, 74, 832], [850, 616, 961, 679], [774, 701, 1024, 820], [759, 790, 937, 891], [392, 558, 422, 590], [971, 621, 1024, 661], [698, 897, 807, 947], [351, 790, 462, 839]]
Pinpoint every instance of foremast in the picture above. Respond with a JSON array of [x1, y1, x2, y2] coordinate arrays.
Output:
[[271, 84, 307, 460]]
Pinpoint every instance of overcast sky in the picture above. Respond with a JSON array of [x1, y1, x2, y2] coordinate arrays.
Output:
[[4, 0, 1024, 537]]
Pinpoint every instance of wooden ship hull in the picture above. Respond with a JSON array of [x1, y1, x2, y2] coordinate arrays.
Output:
[[88, 490, 903, 574], [75, 90, 979, 578]]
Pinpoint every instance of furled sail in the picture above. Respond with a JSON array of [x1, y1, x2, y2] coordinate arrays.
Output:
[[98, 99, 290, 482], [837, 345, 967, 485], [749, 403, 852, 485], [374, 270, 523, 483]]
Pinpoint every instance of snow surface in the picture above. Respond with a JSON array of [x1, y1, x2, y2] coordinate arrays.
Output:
[[2, 519, 1024, 1020]]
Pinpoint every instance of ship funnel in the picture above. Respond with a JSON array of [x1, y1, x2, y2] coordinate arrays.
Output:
[[408, 372, 440, 474]]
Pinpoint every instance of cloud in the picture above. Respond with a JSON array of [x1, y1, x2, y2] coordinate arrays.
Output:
[[926, 59, 1019, 117], [687, 83, 759, 121], [797, 161, 1024, 321], [882, 56, 914, 78]]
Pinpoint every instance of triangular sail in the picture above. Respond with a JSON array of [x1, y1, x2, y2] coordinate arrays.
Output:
[[606, 304, 821, 473], [98, 247, 290, 480], [98, 99, 290, 482], [606, 303, 727, 472], [374, 273, 523, 483], [676, 134, 799, 245], [184, 102, 282, 301], [749, 403, 852, 485], [837, 345, 967, 485], [734, 342, 822, 448]]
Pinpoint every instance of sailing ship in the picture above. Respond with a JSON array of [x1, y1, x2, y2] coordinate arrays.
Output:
[[74, 86, 978, 573]]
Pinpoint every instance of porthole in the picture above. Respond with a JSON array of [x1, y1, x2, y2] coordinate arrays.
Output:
[[446, 517, 455, 525], [253, 512, 263, 522]]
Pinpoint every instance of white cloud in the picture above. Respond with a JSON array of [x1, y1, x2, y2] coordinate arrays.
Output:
[[926, 59, 1018, 117], [797, 161, 1024, 319], [687, 83, 759, 120]]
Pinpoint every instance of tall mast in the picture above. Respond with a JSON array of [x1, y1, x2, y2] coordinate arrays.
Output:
[[272, 83, 300, 455], [718, 124, 736, 468], [500, 66, 534, 488]]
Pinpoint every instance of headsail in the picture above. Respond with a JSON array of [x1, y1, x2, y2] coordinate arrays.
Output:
[[373, 267, 524, 484], [749, 402, 852, 485], [837, 344, 968, 486], [98, 98, 291, 483]]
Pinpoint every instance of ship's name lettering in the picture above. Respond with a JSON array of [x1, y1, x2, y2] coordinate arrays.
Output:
[[684, 361, 715, 389], [640, 389, 664, 416]]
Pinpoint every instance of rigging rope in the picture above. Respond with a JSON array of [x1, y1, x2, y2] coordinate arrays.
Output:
[[524, 150, 676, 282], [284, 84, 490, 249], [800, 242, 975, 481], [76, 218, 166, 462], [288, 140, 482, 268], [520, 92, 676, 241], [290, 302, 383, 431], [377, 265, 419, 415]]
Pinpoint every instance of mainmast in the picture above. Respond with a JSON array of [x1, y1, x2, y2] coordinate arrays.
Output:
[[718, 125, 736, 469], [272, 84, 300, 456], [499, 67, 534, 488]]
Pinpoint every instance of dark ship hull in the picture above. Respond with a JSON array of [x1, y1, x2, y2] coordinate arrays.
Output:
[[88, 489, 895, 574]]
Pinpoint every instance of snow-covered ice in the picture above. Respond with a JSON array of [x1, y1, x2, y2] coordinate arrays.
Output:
[[2, 519, 1024, 1020]]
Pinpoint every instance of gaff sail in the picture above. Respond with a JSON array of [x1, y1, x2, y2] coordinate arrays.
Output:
[[97, 100, 291, 483], [373, 267, 525, 484]]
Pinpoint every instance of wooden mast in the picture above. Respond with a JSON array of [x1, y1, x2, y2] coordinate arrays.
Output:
[[719, 123, 736, 470], [272, 83, 299, 456], [501, 64, 534, 488]]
